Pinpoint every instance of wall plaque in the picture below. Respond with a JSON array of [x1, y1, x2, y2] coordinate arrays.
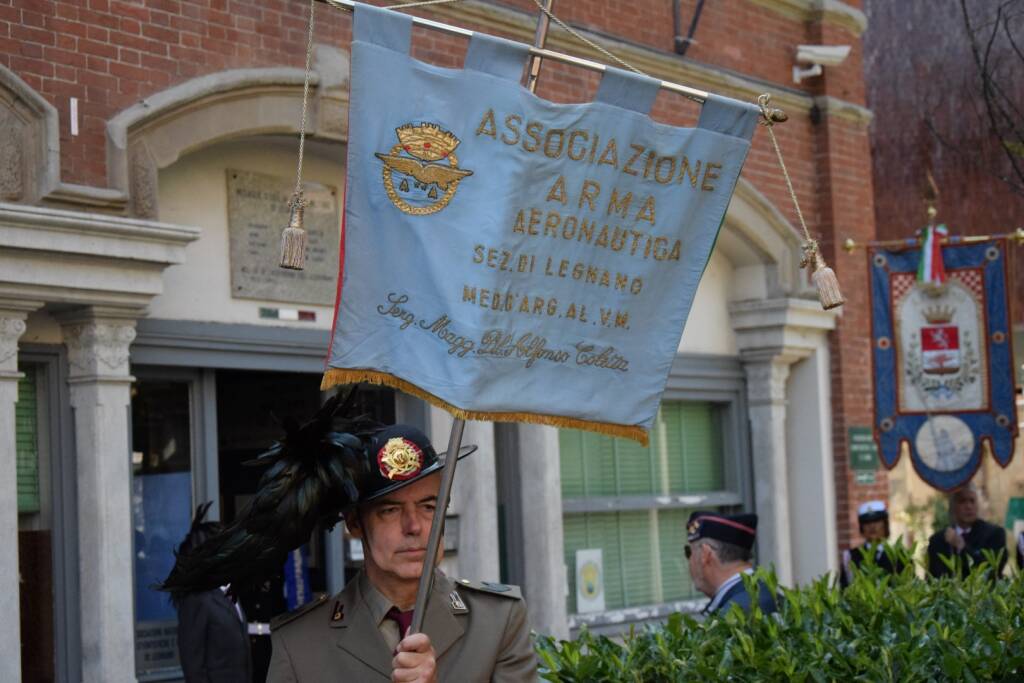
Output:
[[227, 169, 340, 305]]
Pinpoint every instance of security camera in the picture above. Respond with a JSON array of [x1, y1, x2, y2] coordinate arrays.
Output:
[[796, 45, 851, 66], [792, 44, 851, 84]]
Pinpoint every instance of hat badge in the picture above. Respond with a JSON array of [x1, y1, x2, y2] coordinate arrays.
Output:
[[687, 519, 701, 536], [378, 437, 425, 481]]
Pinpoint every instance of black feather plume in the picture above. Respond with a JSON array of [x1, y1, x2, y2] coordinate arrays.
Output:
[[160, 388, 380, 599]]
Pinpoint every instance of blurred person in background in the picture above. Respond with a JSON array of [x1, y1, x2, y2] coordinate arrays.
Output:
[[840, 500, 907, 588], [927, 484, 1006, 579]]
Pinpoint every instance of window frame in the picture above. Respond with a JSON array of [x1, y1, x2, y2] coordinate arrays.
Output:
[[19, 345, 80, 683], [562, 353, 751, 631]]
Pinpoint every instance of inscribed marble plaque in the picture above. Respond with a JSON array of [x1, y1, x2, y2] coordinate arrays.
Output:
[[227, 169, 339, 305]]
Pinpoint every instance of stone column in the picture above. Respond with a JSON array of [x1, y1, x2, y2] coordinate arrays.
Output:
[[742, 354, 796, 585], [58, 307, 138, 683], [0, 302, 40, 683], [516, 423, 569, 639], [428, 409, 500, 581], [731, 298, 838, 587]]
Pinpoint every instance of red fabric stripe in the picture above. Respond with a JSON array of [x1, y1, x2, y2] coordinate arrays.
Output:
[[697, 514, 755, 535], [325, 101, 354, 367], [931, 230, 947, 283]]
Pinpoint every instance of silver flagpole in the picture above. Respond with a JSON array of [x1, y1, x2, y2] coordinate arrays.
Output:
[[319, 0, 710, 103], [409, 417, 464, 634]]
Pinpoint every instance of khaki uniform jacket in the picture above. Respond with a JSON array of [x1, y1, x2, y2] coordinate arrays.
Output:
[[267, 570, 538, 682]]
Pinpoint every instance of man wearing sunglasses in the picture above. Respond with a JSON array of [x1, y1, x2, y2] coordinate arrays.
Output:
[[685, 511, 777, 616]]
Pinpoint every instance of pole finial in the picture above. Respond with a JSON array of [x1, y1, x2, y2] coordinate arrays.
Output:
[[923, 169, 939, 225]]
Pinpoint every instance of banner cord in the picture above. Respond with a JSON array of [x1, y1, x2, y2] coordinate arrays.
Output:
[[305, 0, 843, 308], [278, 0, 318, 270], [293, 0, 318, 201], [527, 0, 645, 75]]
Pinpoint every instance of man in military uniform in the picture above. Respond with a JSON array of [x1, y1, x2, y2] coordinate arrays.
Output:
[[685, 511, 777, 616], [840, 500, 906, 588], [267, 424, 538, 682], [928, 484, 1007, 579]]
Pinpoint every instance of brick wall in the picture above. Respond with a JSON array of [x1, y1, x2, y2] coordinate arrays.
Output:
[[2, 0, 878, 559], [863, 0, 1024, 324]]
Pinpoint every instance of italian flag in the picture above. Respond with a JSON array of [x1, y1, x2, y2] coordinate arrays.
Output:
[[917, 224, 948, 285]]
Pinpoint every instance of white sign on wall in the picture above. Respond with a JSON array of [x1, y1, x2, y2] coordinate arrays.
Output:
[[575, 548, 605, 613]]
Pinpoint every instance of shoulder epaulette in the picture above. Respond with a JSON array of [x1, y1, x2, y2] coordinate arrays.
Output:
[[453, 578, 523, 600], [270, 593, 329, 631]]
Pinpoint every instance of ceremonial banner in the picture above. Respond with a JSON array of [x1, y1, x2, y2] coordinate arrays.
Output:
[[324, 4, 759, 443], [869, 239, 1018, 490]]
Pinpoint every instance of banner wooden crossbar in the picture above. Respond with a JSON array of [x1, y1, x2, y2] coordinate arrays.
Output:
[[319, 0, 710, 103]]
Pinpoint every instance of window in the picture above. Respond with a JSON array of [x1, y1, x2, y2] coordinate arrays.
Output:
[[561, 401, 735, 615], [16, 368, 40, 513]]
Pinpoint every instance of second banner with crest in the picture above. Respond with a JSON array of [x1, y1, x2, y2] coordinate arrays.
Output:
[[870, 237, 1018, 490]]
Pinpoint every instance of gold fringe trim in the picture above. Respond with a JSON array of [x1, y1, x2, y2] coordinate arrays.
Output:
[[322, 368, 649, 446]]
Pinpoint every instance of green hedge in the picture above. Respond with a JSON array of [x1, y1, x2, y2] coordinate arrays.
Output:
[[536, 552, 1024, 682]]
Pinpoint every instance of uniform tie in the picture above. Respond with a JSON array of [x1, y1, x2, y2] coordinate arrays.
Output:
[[385, 606, 414, 638]]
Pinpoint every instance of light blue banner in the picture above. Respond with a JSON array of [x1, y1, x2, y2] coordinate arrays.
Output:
[[325, 3, 759, 441]]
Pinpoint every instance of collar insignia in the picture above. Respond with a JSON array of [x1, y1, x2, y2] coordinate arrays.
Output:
[[449, 590, 468, 613]]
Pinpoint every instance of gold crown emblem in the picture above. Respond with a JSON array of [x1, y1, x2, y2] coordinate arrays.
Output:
[[396, 123, 461, 161], [923, 305, 954, 324]]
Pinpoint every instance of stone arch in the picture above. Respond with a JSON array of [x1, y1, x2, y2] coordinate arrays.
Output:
[[0, 65, 60, 203], [717, 178, 810, 301], [107, 49, 350, 218]]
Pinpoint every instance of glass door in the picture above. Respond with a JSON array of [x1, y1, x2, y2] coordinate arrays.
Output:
[[131, 370, 199, 680]]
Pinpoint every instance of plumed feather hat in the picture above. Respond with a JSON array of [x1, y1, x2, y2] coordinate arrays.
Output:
[[160, 389, 475, 599]]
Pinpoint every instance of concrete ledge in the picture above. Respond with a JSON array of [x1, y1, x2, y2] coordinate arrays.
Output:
[[0, 203, 199, 309], [42, 183, 129, 211], [132, 318, 329, 372], [814, 95, 873, 126], [0, 203, 198, 262], [730, 297, 838, 358], [746, 0, 868, 37]]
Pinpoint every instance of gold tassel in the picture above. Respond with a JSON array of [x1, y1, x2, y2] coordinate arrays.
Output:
[[279, 194, 307, 270], [803, 241, 845, 310]]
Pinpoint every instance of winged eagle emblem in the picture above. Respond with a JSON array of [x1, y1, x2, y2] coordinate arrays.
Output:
[[375, 152, 474, 191]]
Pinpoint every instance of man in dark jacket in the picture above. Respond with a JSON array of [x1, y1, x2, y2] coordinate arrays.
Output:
[[927, 485, 1007, 578], [840, 500, 906, 588], [175, 503, 252, 683], [177, 588, 253, 683], [686, 511, 777, 616]]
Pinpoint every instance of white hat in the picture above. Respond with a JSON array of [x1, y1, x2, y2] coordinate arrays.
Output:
[[857, 500, 888, 522]]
